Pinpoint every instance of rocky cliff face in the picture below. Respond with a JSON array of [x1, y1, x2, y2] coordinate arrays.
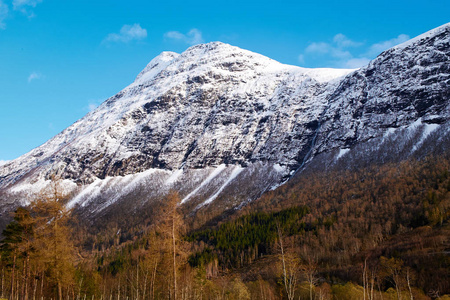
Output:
[[315, 24, 450, 154], [0, 23, 449, 218]]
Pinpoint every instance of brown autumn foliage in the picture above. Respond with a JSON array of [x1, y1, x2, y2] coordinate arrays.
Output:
[[0, 154, 448, 299]]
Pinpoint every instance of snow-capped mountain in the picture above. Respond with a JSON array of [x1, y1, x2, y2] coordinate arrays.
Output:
[[0, 23, 449, 219]]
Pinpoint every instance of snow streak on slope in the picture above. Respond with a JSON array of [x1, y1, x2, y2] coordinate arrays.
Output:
[[336, 149, 350, 160], [409, 119, 440, 154], [181, 164, 227, 203], [67, 168, 161, 210], [197, 165, 244, 209]]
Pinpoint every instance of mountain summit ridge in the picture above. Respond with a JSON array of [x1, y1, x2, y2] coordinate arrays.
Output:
[[0, 24, 449, 219]]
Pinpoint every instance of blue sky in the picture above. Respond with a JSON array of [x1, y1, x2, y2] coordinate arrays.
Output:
[[0, 0, 448, 162]]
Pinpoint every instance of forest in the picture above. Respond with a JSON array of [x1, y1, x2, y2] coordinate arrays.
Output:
[[0, 153, 449, 300]]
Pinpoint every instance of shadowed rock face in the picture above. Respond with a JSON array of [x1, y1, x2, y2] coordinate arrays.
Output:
[[0, 24, 449, 219]]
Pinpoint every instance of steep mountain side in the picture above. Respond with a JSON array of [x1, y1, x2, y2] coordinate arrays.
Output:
[[314, 23, 450, 154], [0, 24, 449, 220]]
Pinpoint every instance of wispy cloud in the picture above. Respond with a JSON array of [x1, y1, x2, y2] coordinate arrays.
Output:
[[343, 58, 371, 69], [0, 0, 8, 29], [366, 34, 410, 57], [164, 28, 203, 45], [104, 24, 147, 44], [305, 34, 359, 61], [28, 71, 43, 82], [333, 33, 363, 48], [305, 42, 332, 54], [85, 98, 103, 112], [88, 103, 98, 111], [300, 33, 410, 69], [305, 41, 352, 60], [13, 0, 42, 18]]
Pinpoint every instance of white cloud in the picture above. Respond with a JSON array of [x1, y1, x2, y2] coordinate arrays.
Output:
[[367, 34, 410, 56], [13, 0, 42, 9], [104, 24, 147, 43], [300, 32, 410, 69], [333, 33, 363, 48], [28, 71, 42, 82], [86, 99, 103, 112], [88, 103, 97, 111], [0, 0, 43, 28], [330, 48, 352, 59], [305, 42, 331, 54], [304, 34, 361, 62], [305, 41, 352, 60], [164, 28, 203, 45], [13, 0, 42, 18], [343, 57, 371, 68], [165, 31, 185, 40], [297, 54, 305, 64], [0, 0, 8, 29]]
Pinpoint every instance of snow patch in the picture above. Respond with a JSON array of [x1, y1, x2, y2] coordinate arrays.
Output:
[[411, 123, 440, 153], [165, 168, 183, 186], [134, 51, 180, 85], [303, 68, 355, 83], [273, 163, 285, 173], [197, 165, 244, 208], [423, 123, 440, 137], [336, 148, 350, 160], [384, 127, 397, 137], [67, 168, 162, 210], [0, 160, 10, 166], [9, 178, 78, 205], [9, 178, 77, 195], [383, 118, 423, 141], [67, 177, 106, 209], [94, 168, 161, 212], [181, 164, 227, 203]]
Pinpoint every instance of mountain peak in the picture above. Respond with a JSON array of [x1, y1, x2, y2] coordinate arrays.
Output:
[[185, 41, 229, 51], [178, 41, 280, 68], [134, 51, 180, 84]]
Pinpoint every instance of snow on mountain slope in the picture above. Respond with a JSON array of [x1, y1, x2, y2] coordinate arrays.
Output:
[[0, 24, 449, 218]]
